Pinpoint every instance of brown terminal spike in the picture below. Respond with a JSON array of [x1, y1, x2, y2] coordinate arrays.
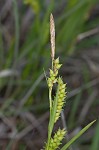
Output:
[[50, 13, 55, 60]]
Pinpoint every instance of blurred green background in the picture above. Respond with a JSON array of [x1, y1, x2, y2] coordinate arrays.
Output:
[[0, 0, 99, 149]]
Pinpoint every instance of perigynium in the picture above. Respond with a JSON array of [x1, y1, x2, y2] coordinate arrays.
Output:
[[43, 14, 96, 150]]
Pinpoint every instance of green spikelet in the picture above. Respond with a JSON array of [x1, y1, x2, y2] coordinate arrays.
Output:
[[47, 69, 57, 89], [48, 129, 66, 150], [55, 77, 67, 123], [47, 57, 62, 89], [53, 57, 62, 76]]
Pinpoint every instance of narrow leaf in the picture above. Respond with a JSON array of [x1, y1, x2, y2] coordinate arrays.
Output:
[[61, 120, 96, 150]]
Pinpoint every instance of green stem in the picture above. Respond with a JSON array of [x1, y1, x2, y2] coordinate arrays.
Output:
[[49, 88, 52, 115]]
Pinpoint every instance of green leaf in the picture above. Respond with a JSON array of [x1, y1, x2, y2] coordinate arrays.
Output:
[[61, 120, 96, 150]]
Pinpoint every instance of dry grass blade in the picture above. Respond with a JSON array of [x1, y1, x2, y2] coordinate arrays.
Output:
[[0, 69, 19, 78], [77, 27, 99, 42], [78, 90, 98, 124]]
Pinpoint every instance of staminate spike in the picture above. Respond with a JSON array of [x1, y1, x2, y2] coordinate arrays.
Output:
[[50, 14, 55, 60]]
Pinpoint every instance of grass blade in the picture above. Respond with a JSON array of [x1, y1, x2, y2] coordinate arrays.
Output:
[[61, 120, 96, 150]]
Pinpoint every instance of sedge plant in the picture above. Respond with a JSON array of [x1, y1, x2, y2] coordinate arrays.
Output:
[[43, 14, 96, 150]]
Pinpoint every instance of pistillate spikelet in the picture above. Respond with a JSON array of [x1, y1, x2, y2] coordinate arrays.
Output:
[[48, 129, 66, 150], [54, 77, 66, 123]]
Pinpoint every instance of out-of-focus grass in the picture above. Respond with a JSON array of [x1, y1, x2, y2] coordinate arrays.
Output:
[[68, 92, 82, 129], [56, 0, 97, 54], [0, 0, 99, 149]]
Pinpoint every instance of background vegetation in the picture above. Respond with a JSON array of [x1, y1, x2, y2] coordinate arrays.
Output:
[[0, 0, 99, 149]]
